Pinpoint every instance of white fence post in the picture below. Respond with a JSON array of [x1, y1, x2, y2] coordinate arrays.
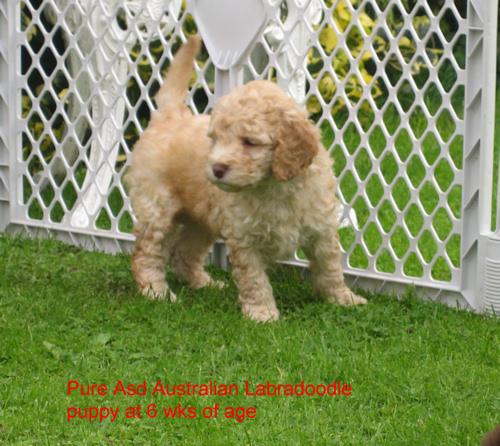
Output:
[[0, 1, 10, 232], [461, 0, 499, 312]]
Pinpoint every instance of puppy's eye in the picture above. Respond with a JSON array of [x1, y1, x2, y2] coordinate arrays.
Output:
[[243, 139, 258, 147]]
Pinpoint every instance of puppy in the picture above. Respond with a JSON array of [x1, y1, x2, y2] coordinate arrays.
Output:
[[125, 36, 367, 322]]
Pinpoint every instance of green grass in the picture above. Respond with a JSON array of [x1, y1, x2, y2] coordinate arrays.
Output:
[[1, 234, 499, 445]]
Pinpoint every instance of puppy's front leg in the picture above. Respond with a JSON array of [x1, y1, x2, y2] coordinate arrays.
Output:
[[303, 231, 367, 306], [228, 243, 280, 323]]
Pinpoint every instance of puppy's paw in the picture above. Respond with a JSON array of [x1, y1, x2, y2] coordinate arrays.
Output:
[[342, 292, 367, 306], [142, 285, 178, 302], [189, 272, 226, 290], [208, 279, 227, 290], [331, 289, 367, 306], [241, 302, 280, 323]]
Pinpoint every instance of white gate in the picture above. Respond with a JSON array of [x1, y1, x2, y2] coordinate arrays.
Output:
[[0, 0, 498, 312]]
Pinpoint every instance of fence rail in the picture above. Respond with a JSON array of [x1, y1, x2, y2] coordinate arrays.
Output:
[[0, 0, 498, 312]]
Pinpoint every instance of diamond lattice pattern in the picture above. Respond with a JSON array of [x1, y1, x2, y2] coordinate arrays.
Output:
[[17, 0, 466, 288], [18, 0, 214, 232]]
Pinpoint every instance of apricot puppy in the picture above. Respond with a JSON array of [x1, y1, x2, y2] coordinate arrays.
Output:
[[125, 36, 366, 322]]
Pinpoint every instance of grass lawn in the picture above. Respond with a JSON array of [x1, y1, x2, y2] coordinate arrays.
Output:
[[0, 234, 499, 445], [8, 9, 500, 444]]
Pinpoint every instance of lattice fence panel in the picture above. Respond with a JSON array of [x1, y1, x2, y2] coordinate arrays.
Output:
[[1, 0, 497, 308], [7, 0, 215, 250], [230, 0, 467, 291]]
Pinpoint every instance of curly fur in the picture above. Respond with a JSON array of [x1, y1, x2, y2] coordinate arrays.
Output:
[[125, 36, 367, 322]]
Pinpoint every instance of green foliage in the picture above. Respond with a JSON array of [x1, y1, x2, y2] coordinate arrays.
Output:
[[306, 0, 445, 119]]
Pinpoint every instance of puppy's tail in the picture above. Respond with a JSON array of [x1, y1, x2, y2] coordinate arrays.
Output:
[[155, 36, 201, 110]]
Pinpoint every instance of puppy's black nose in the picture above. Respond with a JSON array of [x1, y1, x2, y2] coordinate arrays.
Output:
[[212, 163, 229, 179]]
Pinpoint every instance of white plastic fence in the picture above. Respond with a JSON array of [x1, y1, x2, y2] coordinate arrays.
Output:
[[0, 0, 499, 312]]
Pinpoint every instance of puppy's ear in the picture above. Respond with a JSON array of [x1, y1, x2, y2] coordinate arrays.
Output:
[[272, 108, 319, 181]]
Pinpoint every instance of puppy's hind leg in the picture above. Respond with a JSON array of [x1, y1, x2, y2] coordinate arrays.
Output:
[[131, 220, 177, 301], [168, 222, 222, 289]]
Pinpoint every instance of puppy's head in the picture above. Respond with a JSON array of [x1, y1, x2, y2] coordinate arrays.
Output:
[[205, 81, 319, 192]]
